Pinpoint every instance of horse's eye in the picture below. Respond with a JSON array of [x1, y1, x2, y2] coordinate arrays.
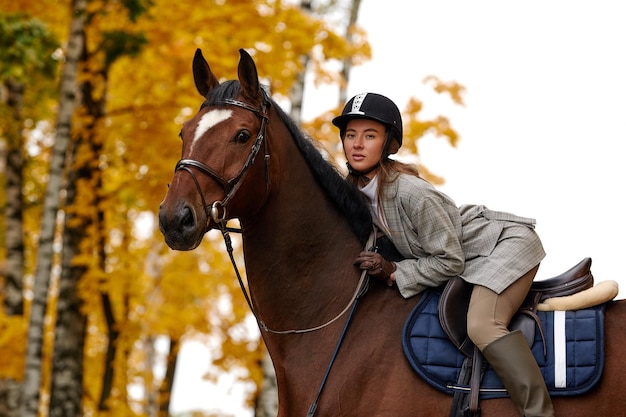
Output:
[[235, 130, 252, 143]]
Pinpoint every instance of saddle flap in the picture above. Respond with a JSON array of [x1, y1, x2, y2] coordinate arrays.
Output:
[[438, 277, 474, 357], [438, 277, 537, 357]]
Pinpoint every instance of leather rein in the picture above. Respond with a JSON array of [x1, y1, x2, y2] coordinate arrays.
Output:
[[174, 93, 374, 335]]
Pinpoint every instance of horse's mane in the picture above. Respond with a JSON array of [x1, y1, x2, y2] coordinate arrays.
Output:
[[271, 98, 374, 245], [205, 81, 373, 245]]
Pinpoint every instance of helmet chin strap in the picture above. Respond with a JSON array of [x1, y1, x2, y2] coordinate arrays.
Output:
[[346, 162, 380, 183]]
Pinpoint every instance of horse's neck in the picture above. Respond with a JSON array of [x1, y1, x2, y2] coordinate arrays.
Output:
[[239, 129, 364, 330], [242, 122, 361, 262]]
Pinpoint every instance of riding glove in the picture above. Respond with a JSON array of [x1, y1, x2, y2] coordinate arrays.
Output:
[[353, 251, 396, 286]]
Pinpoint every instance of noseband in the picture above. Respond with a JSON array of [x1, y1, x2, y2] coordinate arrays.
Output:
[[175, 94, 271, 229]]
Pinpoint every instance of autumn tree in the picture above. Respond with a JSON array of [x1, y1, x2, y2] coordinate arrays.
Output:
[[19, 0, 86, 415], [0, 10, 60, 417], [0, 11, 59, 316], [47, 1, 154, 416]]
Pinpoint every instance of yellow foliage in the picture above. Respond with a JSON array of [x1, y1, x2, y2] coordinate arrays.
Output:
[[0, 0, 71, 42], [423, 75, 467, 107], [0, 311, 27, 380]]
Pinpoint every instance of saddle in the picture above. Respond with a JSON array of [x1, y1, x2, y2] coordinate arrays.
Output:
[[438, 258, 594, 417], [439, 257, 594, 357]]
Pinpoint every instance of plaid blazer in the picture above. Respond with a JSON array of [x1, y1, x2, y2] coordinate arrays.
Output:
[[376, 174, 545, 298]]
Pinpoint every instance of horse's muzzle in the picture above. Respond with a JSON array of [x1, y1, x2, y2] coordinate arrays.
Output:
[[158, 203, 204, 251]]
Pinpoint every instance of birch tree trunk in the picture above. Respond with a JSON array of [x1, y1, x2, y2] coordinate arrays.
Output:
[[49, 11, 113, 412], [0, 79, 25, 417], [48, 137, 90, 416], [48, 221, 87, 417], [19, 0, 86, 415], [1, 13, 59, 416], [287, 0, 313, 126], [339, 0, 363, 106], [3, 79, 25, 318]]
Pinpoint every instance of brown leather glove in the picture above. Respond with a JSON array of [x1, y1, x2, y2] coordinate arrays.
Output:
[[353, 251, 396, 286]]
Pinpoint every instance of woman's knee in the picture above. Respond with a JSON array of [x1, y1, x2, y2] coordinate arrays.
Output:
[[467, 312, 509, 350], [466, 315, 485, 344], [468, 322, 508, 350]]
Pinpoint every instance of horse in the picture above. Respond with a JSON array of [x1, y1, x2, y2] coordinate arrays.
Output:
[[158, 49, 626, 416]]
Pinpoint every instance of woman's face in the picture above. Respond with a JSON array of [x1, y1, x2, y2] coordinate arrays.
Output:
[[343, 118, 386, 178]]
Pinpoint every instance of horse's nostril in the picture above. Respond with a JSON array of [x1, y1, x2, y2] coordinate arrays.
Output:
[[180, 206, 196, 230]]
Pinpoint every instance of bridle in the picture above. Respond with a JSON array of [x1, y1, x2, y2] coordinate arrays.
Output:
[[175, 93, 272, 230]]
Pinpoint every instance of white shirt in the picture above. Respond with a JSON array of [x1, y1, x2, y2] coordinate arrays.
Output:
[[359, 175, 390, 233]]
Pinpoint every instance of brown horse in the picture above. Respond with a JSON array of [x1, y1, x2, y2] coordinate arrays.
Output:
[[159, 49, 626, 416]]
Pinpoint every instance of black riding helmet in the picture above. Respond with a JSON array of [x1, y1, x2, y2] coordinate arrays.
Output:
[[332, 92, 403, 154]]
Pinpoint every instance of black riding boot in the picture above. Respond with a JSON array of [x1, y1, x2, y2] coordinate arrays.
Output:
[[482, 330, 555, 417]]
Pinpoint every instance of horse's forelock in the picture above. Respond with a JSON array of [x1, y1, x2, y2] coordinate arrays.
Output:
[[202, 80, 270, 112], [202, 80, 240, 107]]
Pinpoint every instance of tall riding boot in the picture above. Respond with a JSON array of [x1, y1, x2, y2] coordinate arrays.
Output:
[[482, 330, 555, 417]]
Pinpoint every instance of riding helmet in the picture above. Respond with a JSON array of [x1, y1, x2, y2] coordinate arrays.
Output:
[[332, 92, 403, 152]]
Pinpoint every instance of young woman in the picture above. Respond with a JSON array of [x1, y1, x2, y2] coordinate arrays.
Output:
[[332, 92, 554, 417]]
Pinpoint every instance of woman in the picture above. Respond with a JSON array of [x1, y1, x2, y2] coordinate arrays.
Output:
[[332, 92, 554, 417]]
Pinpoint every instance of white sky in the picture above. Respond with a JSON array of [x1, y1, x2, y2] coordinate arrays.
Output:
[[306, 0, 626, 298], [171, 1, 626, 414]]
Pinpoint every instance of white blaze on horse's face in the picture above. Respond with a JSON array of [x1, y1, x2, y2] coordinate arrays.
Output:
[[191, 109, 233, 153]]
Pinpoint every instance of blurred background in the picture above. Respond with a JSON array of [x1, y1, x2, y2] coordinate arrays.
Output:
[[1, 0, 623, 416]]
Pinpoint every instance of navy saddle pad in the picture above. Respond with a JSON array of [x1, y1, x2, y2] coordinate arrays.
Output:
[[402, 287, 605, 398]]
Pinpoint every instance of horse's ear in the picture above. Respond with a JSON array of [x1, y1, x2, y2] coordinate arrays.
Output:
[[237, 48, 260, 100], [192, 48, 219, 97]]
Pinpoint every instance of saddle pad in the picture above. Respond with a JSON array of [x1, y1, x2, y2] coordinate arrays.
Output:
[[402, 287, 605, 399]]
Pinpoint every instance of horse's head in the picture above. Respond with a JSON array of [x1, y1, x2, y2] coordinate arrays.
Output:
[[159, 49, 271, 250]]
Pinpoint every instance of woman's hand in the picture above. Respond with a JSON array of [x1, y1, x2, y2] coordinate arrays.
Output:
[[353, 251, 396, 286]]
